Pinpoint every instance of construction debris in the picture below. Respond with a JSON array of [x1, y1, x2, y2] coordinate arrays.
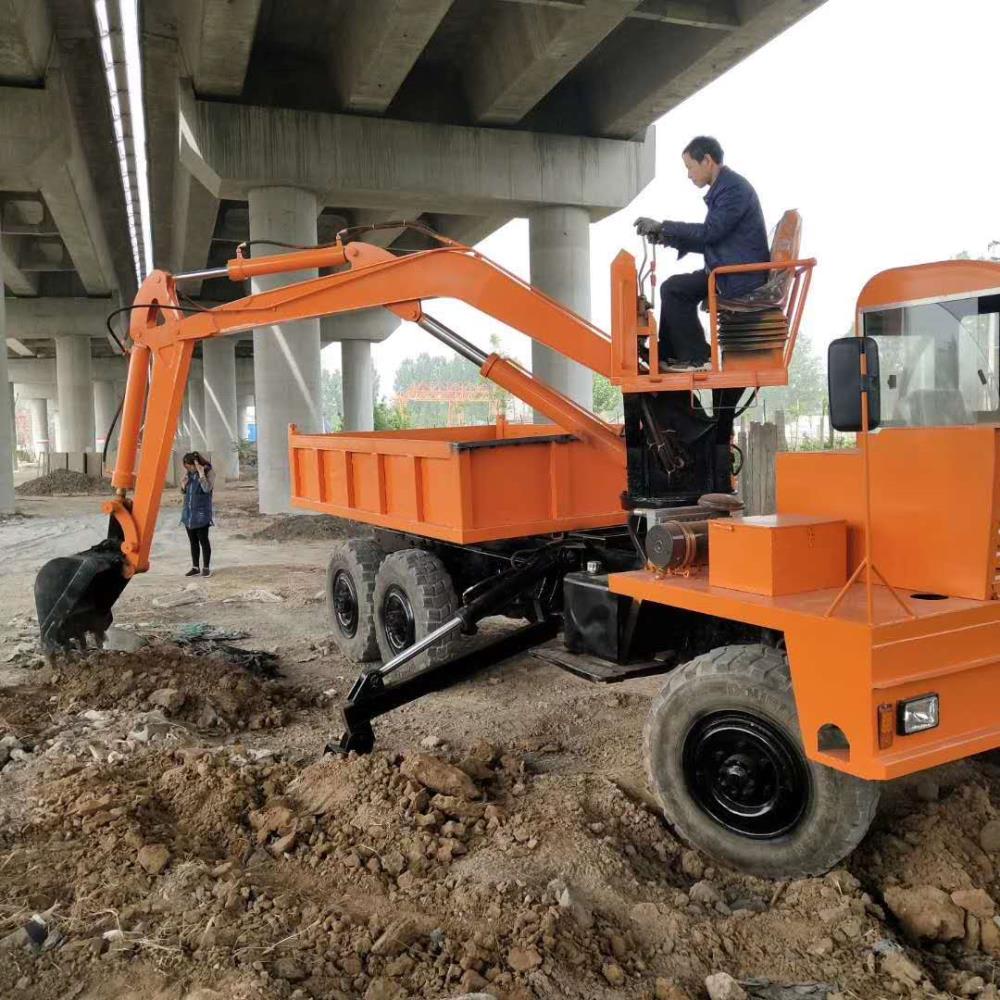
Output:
[[15, 469, 112, 496], [246, 514, 362, 543]]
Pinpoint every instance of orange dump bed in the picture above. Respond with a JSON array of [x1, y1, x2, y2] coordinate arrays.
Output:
[[288, 422, 627, 544]]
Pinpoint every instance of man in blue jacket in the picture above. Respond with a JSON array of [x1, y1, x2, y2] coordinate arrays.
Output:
[[635, 136, 769, 369]]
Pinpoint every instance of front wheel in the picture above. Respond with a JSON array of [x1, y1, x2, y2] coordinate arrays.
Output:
[[643, 644, 880, 878]]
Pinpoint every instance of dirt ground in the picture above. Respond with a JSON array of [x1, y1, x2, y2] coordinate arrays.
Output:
[[3, 483, 1000, 1000]]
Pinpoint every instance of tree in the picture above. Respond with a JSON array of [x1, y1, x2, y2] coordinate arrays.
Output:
[[393, 348, 493, 427], [394, 352, 481, 395], [759, 334, 826, 423], [322, 363, 408, 431], [374, 397, 411, 430], [592, 373, 624, 420], [321, 368, 343, 431]]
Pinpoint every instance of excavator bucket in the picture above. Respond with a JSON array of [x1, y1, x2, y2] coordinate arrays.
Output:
[[35, 522, 131, 653]]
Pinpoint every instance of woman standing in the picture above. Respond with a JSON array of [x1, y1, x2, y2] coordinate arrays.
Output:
[[180, 451, 216, 577]]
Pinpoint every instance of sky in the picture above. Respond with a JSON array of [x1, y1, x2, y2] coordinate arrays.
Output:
[[343, 0, 1000, 393]]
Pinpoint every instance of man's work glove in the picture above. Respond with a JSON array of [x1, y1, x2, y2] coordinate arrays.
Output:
[[633, 217, 662, 241]]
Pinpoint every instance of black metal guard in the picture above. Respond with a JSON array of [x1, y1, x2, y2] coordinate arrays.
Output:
[[328, 617, 559, 754]]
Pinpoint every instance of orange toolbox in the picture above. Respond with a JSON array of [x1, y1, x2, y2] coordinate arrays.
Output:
[[708, 514, 847, 596], [288, 421, 627, 545]]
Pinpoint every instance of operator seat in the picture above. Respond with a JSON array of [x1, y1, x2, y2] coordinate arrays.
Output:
[[714, 209, 801, 353]]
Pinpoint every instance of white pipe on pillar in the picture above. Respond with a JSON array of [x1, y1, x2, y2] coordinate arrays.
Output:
[[341, 340, 375, 432], [176, 390, 191, 451], [249, 186, 323, 513], [528, 206, 594, 420], [28, 398, 49, 455], [55, 336, 95, 452], [93, 381, 118, 452], [203, 337, 240, 480], [9, 391, 17, 471], [239, 394, 254, 440], [0, 220, 14, 509], [188, 361, 208, 453]]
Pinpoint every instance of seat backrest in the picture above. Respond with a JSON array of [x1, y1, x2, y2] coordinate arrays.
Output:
[[770, 209, 801, 269], [764, 210, 801, 303]]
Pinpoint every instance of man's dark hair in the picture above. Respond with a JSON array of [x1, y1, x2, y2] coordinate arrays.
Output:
[[683, 136, 723, 165]]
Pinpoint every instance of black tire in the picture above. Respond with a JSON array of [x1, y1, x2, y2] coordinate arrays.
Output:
[[373, 549, 460, 681], [325, 537, 382, 663], [643, 644, 880, 878]]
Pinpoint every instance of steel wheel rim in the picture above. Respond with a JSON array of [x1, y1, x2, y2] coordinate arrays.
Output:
[[332, 570, 359, 638], [382, 585, 415, 654], [682, 710, 809, 839]]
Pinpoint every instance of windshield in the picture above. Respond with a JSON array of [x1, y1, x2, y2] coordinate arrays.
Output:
[[863, 293, 1000, 427]]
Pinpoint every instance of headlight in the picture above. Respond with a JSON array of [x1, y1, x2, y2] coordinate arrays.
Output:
[[899, 694, 939, 735]]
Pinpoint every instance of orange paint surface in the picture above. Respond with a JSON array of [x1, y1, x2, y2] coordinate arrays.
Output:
[[708, 515, 847, 596], [777, 427, 1000, 602], [288, 422, 626, 544], [608, 568, 1000, 780]]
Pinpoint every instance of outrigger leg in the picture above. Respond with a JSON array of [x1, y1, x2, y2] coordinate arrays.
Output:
[[329, 548, 564, 753]]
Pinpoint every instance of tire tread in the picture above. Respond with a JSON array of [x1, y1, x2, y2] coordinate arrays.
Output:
[[325, 536, 383, 662], [643, 643, 879, 878]]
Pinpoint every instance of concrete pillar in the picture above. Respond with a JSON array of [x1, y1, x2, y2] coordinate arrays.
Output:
[[322, 310, 397, 431], [93, 380, 118, 452], [249, 186, 323, 512], [341, 340, 375, 432], [239, 393, 254, 440], [188, 361, 208, 453], [203, 337, 240, 480], [28, 398, 50, 455], [528, 206, 593, 419], [55, 336, 95, 452]]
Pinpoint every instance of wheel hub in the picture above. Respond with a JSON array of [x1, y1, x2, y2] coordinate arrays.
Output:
[[382, 586, 415, 654], [682, 711, 809, 838], [332, 570, 359, 638]]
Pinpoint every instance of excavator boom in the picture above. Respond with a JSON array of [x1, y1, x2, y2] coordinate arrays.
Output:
[[34, 237, 625, 650]]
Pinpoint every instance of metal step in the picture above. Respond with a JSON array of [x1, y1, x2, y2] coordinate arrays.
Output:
[[531, 640, 674, 683]]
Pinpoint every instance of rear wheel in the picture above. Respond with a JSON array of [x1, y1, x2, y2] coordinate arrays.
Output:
[[374, 549, 460, 681], [643, 644, 880, 878], [325, 538, 382, 662]]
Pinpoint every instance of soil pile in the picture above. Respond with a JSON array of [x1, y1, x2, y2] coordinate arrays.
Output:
[[6, 719, 998, 999], [49, 645, 301, 733], [5, 628, 1000, 997], [15, 469, 113, 497], [248, 514, 362, 543]]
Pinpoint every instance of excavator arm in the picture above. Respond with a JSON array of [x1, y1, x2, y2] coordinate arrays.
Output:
[[35, 237, 626, 651]]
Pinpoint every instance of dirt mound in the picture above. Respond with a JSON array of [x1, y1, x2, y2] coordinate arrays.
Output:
[[15, 469, 113, 496], [1, 732, 967, 1000], [248, 514, 362, 543], [4, 638, 1000, 999], [46, 645, 299, 732], [0, 645, 299, 756]]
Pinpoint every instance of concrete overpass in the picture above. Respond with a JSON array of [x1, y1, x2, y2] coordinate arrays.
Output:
[[141, 0, 825, 512], [0, 0, 140, 509]]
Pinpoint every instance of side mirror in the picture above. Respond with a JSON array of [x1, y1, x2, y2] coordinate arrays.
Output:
[[828, 336, 881, 432]]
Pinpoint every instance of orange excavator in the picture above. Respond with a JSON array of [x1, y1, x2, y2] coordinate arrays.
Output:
[[34, 218, 1000, 878]]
